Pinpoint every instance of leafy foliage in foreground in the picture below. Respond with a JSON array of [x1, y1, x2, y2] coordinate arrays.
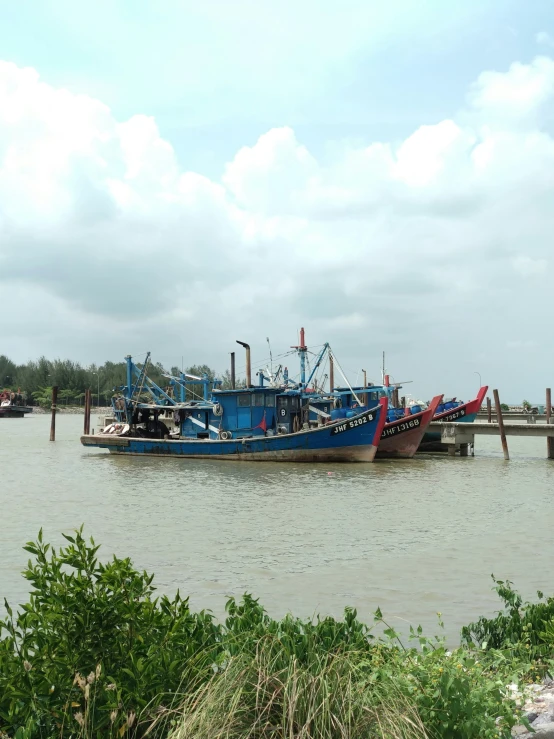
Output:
[[0, 528, 220, 738], [462, 576, 554, 671], [0, 531, 534, 739]]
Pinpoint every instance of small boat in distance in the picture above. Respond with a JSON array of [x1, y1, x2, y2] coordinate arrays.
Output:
[[0, 390, 33, 418], [81, 331, 388, 462], [418, 386, 489, 452]]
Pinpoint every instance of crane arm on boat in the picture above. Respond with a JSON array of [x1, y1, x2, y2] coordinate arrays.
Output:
[[328, 349, 364, 408]]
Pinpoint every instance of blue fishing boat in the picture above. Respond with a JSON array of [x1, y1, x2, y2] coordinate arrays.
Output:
[[81, 331, 387, 462]]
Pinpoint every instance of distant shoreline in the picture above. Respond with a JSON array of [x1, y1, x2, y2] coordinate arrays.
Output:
[[32, 406, 113, 415]]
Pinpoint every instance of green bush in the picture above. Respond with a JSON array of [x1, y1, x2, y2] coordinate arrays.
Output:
[[222, 593, 375, 663], [0, 528, 220, 738], [0, 532, 529, 739], [462, 576, 554, 672], [381, 633, 520, 738]]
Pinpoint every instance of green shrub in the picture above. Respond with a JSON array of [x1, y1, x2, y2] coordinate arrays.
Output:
[[222, 593, 375, 664], [461, 576, 554, 673], [0, 528, 220, 738], [383, 634, 520, 738], [0, 532, 529, 739]]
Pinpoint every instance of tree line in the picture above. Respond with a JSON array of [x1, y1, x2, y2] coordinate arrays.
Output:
[[0, 355, 233, 407]]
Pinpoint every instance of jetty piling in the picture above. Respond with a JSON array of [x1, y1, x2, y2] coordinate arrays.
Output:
[[84, 389, 91, 435], [493, 389, 509, 460], [49, 386, 58, 442], [487, 397, 492, 423], [547, 388, 554, 460]]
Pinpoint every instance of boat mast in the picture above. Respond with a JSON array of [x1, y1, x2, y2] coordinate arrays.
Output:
[[125, 355, 133, 400]]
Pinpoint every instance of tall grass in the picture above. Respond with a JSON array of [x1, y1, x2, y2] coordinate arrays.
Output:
[[172, 639, 428, 739]]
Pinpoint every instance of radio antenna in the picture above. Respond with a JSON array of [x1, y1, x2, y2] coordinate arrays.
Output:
[[267, 337, 273, 376]]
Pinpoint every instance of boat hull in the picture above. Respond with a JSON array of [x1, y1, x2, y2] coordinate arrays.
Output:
[[81, 400, 387, 463], [419, 387, 488, 452], [376, 395, 443, 459], [0, 406, 33, 418]]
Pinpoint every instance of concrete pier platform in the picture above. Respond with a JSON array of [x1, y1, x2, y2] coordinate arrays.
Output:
[[427, 421, 554, 458]]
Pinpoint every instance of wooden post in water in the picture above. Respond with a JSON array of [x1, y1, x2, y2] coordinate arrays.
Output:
[[50, 386, 58, 441], [230, 352, 236, 389], [546, 388, 554, 460], [493, 389, 509, 460], [487, 397, 492, 423], [83, 389, 88, 434], [87, 388, 92, 434], [84, 388, 91, 435]]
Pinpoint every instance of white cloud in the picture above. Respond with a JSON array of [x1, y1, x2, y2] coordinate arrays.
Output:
[[223, 127, 318, 213], [467, 56, 554, 131], [1, 55, 554, 397]]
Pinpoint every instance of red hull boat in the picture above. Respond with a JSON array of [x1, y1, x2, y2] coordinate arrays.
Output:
[[376, 395, 443, 459]]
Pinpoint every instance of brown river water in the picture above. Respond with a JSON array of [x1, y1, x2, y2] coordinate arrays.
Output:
[[2, 413, 554, 642]]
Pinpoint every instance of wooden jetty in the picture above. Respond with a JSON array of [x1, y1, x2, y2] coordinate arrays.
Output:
[[428, 388, 554, 459], [476, 412, 550, 422], [428, 420, 554, 458]]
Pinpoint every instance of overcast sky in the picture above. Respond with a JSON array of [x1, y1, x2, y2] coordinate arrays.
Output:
[[1, 0, 553, 401]]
